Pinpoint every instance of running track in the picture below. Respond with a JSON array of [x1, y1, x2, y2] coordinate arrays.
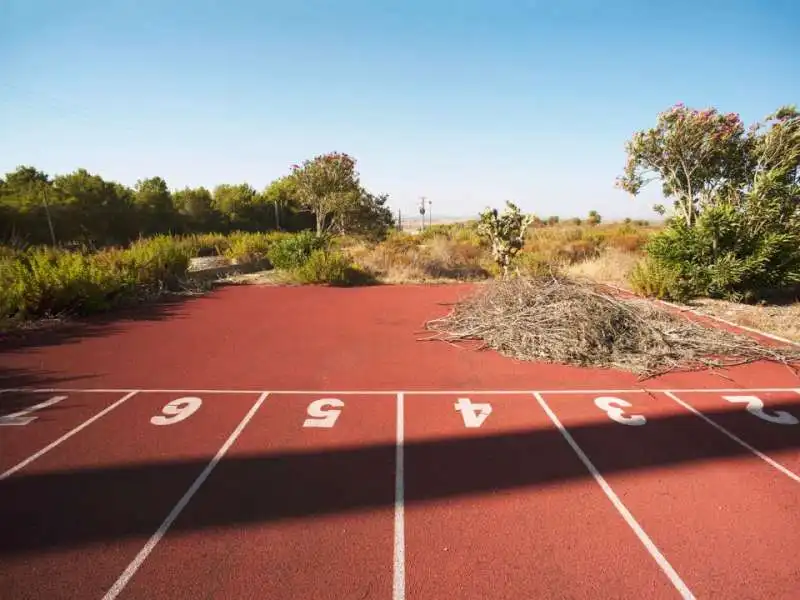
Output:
[[1, 284, 799, 599]]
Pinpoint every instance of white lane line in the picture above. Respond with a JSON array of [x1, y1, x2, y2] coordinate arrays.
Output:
[[664, 391, 800, 484], [393, 392, 406, 600], [0, 391, 139, 481], [4, 387, 800, 396], [102, 391, 269, 600], [532, 392, 696, 600]]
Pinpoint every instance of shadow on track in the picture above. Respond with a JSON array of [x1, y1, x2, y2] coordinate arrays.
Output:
[[0, 293, 214, 353], [2, 393, 799, 557]]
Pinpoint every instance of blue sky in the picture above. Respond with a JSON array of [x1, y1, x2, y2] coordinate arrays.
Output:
[[2, 0, 798, 220]]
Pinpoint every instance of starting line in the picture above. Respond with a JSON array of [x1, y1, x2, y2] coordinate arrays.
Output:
[[3, 387, 800, 395]]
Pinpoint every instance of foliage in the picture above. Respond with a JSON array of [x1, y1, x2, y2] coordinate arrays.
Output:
[[291, 152, 362, 235], [587, 210, 602, 226], [223, 231, 284, 264], [291, 249, 371, 286], [476, 201, 533, 277], [618, 103, 800, 300], [0, 236, 191, 320], [266, 231, 327, 270], [616, 103, 749, 227]]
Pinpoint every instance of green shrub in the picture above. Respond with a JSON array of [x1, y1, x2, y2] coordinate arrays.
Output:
[[0, 235, 191, 320], [629, 257, 686, 300], [224, 231, 283, 264], [267, 231, 327, 270], [292, 249, 372, 286], [642, 203, 800, 302]]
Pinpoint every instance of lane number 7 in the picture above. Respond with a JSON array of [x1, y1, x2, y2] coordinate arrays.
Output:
[[722, 395, 799, 425], [0, 395, 67, 426]]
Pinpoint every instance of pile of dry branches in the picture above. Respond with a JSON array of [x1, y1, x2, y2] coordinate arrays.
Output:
[[422, 276, 800, 378]]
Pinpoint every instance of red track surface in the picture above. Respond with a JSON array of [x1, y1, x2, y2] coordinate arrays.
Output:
[[1, 284, 799, 599]]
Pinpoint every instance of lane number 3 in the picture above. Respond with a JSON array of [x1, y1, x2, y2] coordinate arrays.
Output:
[[151, 397, 203, 426], [303, 398, 344, 428], [722, 395, 799, 425], [594, 396, 647, 426], [455, 397, 492, 428]]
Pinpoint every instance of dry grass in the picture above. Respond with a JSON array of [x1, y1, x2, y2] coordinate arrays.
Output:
[[351, 232, 490, 283], [422, 276, 800, 378], [565, 248, 641, 286], [687, 298, 800, 344]]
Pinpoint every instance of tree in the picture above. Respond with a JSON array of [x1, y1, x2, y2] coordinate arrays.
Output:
[[476, 201, 533, 278], [212, 183, 260, 229], [0, 166, 58, 244], [587, 210, 602, 226], [135, 176, 175, 235], [173, 187, 220, 231], [262, 175, 298, 230], [619, 103, 800, 300], [546, 215, 560, 226], [334, 190, 395, 240], [291, 152, 361, 235], [54, 169, 136, 245], [616, 103, 748, 227]]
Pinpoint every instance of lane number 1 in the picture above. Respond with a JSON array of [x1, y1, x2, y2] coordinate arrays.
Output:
[[455, 397, 492, 428], [722, 395, 799, 425], [303, 398, 344, 428], [594, 396, 647, 426], [0, 395, 67, 426]]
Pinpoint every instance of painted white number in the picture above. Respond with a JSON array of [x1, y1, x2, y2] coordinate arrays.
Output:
[[150, 397, 203, 426], [594, 396, 647, 426], [0, 395, 67, 426], [303, 398, 344, 428], [454, 397, 492, 428], [722, 395, 799, 425]]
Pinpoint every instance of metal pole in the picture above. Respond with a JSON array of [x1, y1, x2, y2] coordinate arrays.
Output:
[[42, 186, 57, 246]]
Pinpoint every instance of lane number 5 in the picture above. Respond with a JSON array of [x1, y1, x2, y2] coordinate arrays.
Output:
[[303, 398, 344, 428], [594, 396, 647, 426], [722, 395, 799, 425], [151, 397, 203, 426]]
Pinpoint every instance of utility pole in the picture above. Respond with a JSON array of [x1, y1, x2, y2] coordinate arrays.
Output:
[[42, 186, 57, 246], [427, 198, 432, 228], [419, 196, 427, 231], [397, 208, 402, 231]]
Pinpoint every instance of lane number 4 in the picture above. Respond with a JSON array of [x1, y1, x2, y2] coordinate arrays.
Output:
[[455, 397, 492, 428], [722, 395, 799, 425], [303, 398, 344, 428], [593, 396, 647, 426], [0, 395, 67, 426]]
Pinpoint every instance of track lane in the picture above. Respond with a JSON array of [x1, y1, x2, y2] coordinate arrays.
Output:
[[0, 391, 132, 475], [404, 393, 683, 600], [539, 391, 800, 599], [664, 389, 800, 479], [0, 391, 261, 600], [116, 393, 396, 600]]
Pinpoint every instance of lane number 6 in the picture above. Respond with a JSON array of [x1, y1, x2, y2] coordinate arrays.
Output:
[[151, 397, 203, 426], [594, 396, 647, 426]]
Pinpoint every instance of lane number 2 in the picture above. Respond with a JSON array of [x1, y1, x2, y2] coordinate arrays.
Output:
[[0, 395, 67, 426], [594, 396, 647, 426], [455, 397, 492, 428], [303, 398, 344, 428], [722, 395, 799, 425], [151, 397, 203, 426]]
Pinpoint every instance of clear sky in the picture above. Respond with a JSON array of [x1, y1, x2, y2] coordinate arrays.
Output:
[[2, 0, 798, 220]]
